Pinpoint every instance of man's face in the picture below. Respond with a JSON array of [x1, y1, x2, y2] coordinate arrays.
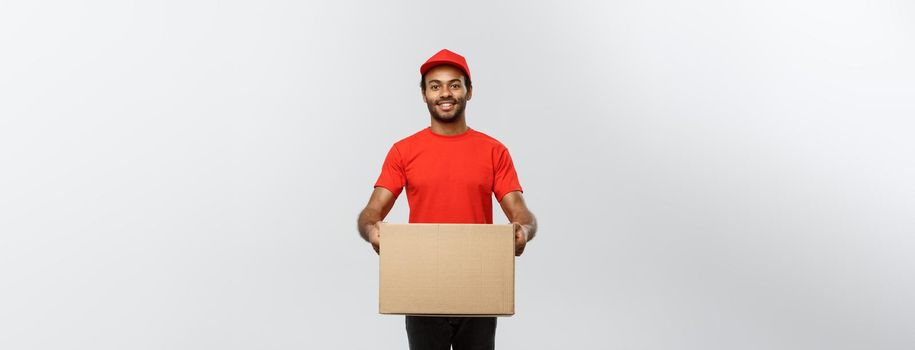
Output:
[[422, 65, 472, 123]]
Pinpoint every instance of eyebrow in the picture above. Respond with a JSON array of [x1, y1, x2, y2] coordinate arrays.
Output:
[[427, 79, 463, 84]]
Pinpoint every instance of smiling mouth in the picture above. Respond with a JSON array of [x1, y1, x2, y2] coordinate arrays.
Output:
[[437, 100, 456, 111]]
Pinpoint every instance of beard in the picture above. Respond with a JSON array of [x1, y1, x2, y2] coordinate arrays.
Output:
[[426, 96, 468, 123]]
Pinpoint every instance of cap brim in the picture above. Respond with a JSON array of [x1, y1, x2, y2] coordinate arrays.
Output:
[[420, 61, 470, 80]]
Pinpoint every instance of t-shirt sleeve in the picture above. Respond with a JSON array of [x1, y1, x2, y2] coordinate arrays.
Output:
[[493, 147, 523, 202], [374, 144, 405, 198]]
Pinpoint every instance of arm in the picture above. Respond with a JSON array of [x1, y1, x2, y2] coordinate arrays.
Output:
[[498, 191, 537, 256], [357, 187, 397, 254]]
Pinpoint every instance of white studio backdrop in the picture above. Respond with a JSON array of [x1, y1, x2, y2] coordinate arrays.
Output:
[[1, 1, 913, 349]]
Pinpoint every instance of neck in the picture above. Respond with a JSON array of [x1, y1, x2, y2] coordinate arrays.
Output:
[[430, 116, 468, 136]]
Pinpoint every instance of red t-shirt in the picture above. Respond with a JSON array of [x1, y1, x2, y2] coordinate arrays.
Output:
[[374, 127, 523, 224]]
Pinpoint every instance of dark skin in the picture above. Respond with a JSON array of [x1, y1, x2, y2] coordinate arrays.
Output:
[[357, 65, 537, 256]]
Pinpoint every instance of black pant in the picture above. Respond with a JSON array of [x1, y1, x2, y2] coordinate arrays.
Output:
[[405, 316, 497, 350]]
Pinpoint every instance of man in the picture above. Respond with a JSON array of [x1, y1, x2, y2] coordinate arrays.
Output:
[[357, 49, 538, 350]]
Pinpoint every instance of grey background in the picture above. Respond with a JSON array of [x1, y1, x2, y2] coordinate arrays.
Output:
[[2, 0, 913, 349]]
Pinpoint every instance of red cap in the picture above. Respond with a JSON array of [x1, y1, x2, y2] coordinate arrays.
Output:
[[420, 49, 471, 80]]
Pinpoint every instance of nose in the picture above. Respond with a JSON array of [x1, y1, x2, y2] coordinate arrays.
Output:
[[439, 87, 452, 98]]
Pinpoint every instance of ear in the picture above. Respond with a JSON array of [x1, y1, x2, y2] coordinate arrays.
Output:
[[465, 86, 472, 101], [421, 87, 429, 103]]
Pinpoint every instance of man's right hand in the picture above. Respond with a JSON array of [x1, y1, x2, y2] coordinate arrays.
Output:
[[358, 187, 396, 255], [367, 222, 381, 254]]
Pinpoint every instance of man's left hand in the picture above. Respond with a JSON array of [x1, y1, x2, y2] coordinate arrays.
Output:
[[513, 222, 529, 256]]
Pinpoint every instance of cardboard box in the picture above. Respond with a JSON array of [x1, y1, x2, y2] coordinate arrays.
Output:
[[379, 223, 515, 316]]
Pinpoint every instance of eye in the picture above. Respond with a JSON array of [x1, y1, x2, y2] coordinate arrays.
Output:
[[430, 85, 439, 90], [450, 83, 461, 89]]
